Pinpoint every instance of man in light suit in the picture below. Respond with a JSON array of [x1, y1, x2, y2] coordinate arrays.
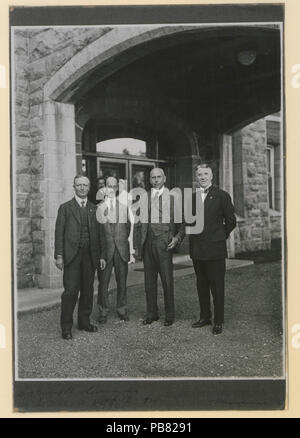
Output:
[[140, 168, 185, 327], [97, 176, 135, 323], [54, 175, 106, 340], [189, 164, 236, 335]]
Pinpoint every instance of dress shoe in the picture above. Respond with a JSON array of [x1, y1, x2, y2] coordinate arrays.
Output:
[[192, 319, 211, 328], [119, 313, 130, 322], [164, 320, 174, 327], [62, 330, 72, 340], [78, 324, 98, 332], [212, 324, 223, 335], [142, 317, 159, 325]]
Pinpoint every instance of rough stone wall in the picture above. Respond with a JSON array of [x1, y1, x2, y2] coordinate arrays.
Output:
[[270, 214, 282, 240], [14, 31, 34, 288], [233, 119, 272, 253], [14, 27, 111, 288]]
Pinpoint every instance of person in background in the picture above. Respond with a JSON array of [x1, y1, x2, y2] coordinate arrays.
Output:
[[95, 176, 107, 308], [95, 176, 107, 204], [97, 176, 135, 323], [119, 178, 135, 264]]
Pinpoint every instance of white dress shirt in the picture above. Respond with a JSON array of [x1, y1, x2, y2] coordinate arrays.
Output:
[[151, 186, 165, 199], [197, 184, 212, 202], [105, 196, 117, 223], [75, 195, 88, 207]]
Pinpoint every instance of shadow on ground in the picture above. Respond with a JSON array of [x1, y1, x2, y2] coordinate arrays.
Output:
[[17, 261, 284, 379]]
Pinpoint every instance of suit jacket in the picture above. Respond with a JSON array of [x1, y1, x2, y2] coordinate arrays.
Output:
[[140, 188, 185, 251], [102, 198, 131, 263], [189, 186, 236, 260], [54, 197, 106, 268]]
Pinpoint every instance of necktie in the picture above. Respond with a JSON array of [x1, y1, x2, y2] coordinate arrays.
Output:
[[153, 191, 160, 201], [109, 199, 115, 229], [81, 200, 85, 208]]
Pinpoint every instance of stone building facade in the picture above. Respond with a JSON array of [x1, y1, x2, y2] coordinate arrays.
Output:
[[12, 25, 282, 289]]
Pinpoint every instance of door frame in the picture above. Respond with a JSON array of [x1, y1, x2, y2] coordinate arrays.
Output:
[[129, 159, 156, 190], [96, 156, 129, 182]]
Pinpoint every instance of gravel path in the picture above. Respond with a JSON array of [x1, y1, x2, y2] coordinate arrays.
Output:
[[16, 261, 284, 379]]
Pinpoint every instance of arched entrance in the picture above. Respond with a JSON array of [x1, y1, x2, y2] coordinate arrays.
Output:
[[37, 24, 280, 287]]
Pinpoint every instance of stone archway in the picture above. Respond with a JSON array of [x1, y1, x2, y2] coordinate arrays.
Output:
[[37, 24, 280, 287], [40, 26, 203, 288], [44, 25, 202, 103]]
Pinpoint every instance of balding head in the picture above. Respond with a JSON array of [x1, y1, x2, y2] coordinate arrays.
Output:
[[150, 167, 166, 190]]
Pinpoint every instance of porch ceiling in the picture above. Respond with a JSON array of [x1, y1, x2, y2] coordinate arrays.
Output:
[[75, 25, 281, 135]]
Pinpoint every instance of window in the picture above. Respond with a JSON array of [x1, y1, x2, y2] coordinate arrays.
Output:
[[267, 145, 275, 209], [96, 138, 146, 157]]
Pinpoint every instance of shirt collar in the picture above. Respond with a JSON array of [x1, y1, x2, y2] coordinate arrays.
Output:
[[106, 196, 117, 206], [199, 184, 212, 193], [75, 195, 88, 207], [151, 186, 165, 197]]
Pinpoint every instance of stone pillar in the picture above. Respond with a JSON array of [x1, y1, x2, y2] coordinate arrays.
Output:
[[232, 118, 271, 253], [219, 134, 235, 258], [176, 155, 200, 190], [37, 100, 76, 288]]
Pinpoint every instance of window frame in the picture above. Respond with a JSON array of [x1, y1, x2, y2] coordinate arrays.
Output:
[[267, 144, 275, 210]]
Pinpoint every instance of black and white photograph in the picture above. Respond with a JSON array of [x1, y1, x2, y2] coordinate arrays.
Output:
[[11, 4, 285, 411]]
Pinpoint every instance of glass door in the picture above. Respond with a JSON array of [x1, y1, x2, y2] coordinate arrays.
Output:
[[97, 157, 128, 182], [129, 161, 155, 191], [129, 161, 155, 260]]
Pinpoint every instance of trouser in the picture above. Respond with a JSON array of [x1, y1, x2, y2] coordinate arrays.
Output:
[[143, 233, 174, 321], [61, 246, 95, 331], [97, 248, 128, 317], [97, 266, 103, 303], [192, 258, 226, 325]]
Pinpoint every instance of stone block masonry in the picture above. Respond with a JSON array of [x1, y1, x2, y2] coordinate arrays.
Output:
[[13, 27, 111, 287], [233, 119, 272, 254]]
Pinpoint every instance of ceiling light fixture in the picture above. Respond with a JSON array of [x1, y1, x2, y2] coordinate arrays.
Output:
[[237, 49, 257, 66]]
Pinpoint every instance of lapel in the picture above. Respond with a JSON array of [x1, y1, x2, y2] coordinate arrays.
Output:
[[116, 198, 120, 223], [114, 198, 120, 236], [86, 200, 95, 229], [192, 186, 216, 213], [203, 186, 217, 214], [147, 190, 152, 214], [105, 197, 118, 235], [103, 205, 112, 236], [70, 198, 81, 224], [161, 187, 172, 222]]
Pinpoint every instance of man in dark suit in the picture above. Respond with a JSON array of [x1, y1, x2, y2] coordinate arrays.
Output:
[[96, 176, 135, 323], [54, 175, 106, 340], [140, 168, 185, 327], [189, 164, 236, 335]]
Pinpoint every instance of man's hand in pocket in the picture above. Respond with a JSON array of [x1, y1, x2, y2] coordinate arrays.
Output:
[[167, 236, 179, 251]]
